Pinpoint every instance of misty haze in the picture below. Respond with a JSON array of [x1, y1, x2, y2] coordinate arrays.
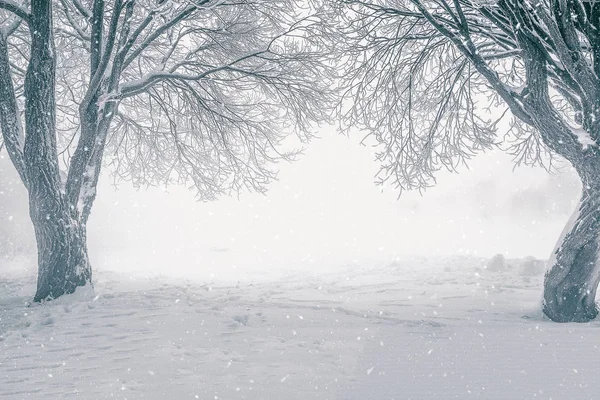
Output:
[[2, 1, 600, 399]]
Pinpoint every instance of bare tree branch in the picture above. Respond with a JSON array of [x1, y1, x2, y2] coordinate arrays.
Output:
[[0, 0, 30, 24], [332, 0, 600, 191], [0, 32, 27, 186]]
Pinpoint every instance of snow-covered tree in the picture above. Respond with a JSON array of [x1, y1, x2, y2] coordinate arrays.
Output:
[[332, 0, 600, 322], [0, 0, 333, 301]]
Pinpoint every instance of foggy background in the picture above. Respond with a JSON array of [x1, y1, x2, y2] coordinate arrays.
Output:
[[1, 126, 580, 280]]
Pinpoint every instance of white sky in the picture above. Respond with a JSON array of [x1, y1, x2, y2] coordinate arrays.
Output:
[[0, 125, 581, 279], [71, 126, 581, 279]]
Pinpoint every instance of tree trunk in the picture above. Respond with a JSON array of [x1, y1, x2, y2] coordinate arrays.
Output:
[[31, 207, 91, 302], [543, 185, 600, 322], [24, 0, 92, 302]]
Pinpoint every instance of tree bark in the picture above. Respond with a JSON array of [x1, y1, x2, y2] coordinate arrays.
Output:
[[510, 25, 600, 323], [543, 184, 600, 322], [24, 0, 92, 302], [0, 31, 27, 187], [32, 215, 91, 302]]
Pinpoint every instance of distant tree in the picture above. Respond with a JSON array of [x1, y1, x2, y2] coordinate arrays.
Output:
[[0, 0, 333, 301], [332, 0, 600, 322]]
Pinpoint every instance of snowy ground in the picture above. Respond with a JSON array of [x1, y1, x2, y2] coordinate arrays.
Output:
[[2, 256, 600, 400]]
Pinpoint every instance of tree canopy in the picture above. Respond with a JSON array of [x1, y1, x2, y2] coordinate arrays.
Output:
[[334, 0, 600, 191], [1, 0, 335, 205]]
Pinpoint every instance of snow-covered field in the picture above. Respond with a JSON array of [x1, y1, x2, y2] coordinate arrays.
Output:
[[2, 255, 600, 400]]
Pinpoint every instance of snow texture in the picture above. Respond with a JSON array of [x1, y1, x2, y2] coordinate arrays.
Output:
[[1, 256, 599, 399]]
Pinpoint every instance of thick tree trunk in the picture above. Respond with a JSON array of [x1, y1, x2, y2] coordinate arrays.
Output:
[[543, 185, 600, 322], [24, 0, 92, 302], [31, 208, 91, 302]]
